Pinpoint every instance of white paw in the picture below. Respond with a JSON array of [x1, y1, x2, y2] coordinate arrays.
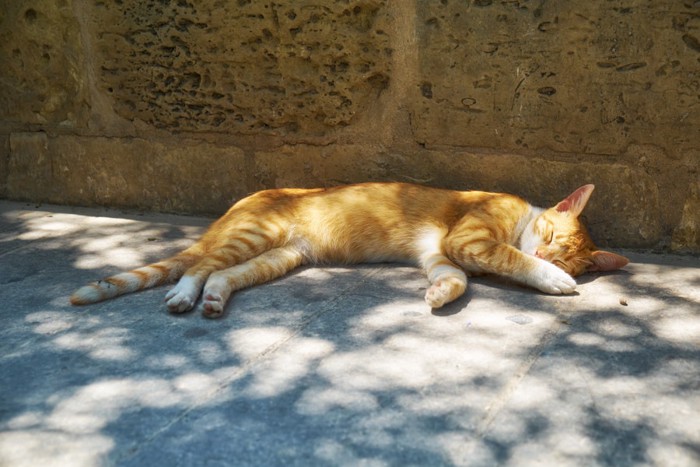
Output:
[[165, 276, 201, 313], [165, 290, 196, 313], [533, 261, 577, 295]]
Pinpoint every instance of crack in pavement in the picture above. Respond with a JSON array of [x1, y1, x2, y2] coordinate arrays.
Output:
[[474, 313, 564, 438]]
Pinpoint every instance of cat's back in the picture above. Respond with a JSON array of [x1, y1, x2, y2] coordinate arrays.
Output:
[[229, 182, 525, 226], [292, 182, 529, 222], [297, 182, 462, 218]]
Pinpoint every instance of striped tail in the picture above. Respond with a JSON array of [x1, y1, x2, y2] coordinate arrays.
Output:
[[70, 253, 200, 305]]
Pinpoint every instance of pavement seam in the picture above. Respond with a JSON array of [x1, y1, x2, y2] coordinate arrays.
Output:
[[474, 314, 563, 438], [0, 224, 81, 257], [114, 266, 385, 463], [0, 243, 33, 258]]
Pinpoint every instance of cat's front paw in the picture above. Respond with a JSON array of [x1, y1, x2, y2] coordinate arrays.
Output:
[[425, 283, 450, 308], [424, 276, 467, 308], [533, 261, 577, 295]]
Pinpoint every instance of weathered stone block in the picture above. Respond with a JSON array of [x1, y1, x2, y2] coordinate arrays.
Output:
[[412, 1, 700, 157], [0, 1, 88, 128], [7, 132, 51, 200], [0, 135, 8, 198], [0, 2, 696, 252], [253, 144, 388, 189], [672, 181, 700, 253], [8, 135, 247, 214], [88, 0, 392, 134], [255, 146, 660, 247]]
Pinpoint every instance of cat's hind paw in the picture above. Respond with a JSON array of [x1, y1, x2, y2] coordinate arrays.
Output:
[[165, 277, 200, 313], [201, 293, 225, 319], [165, 290, 196, 313]]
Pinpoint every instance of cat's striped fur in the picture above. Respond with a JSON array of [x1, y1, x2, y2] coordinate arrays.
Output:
[[71, 182, 629, 318]]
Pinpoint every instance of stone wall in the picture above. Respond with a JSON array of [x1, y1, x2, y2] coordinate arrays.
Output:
[[1, 0, 698, 252]]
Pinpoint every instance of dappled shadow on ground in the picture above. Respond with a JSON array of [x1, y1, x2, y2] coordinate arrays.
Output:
[[0, 203, 698, 466]]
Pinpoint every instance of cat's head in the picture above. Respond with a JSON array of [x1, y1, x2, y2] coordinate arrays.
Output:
[[520, 184, 629, 277]]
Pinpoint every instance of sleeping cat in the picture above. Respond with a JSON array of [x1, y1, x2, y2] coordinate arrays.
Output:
[[71, 182, 629, 318]]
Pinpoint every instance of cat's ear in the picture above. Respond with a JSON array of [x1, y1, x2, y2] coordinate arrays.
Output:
[[587, 250, 629, 272], [555, 184, 595, 217]]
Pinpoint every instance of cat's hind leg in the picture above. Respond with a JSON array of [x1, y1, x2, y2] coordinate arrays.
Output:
[[422, 253, 468, 308], [199, 245, 306, 318], [167, 219, 291, 313], [165, 248, 245, 313]]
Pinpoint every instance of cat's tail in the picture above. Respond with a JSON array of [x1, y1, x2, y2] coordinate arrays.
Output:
[[70, 251, 201, 305]]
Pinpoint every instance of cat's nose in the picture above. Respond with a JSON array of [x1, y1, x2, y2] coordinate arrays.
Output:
[[535, 250, 544, 259]]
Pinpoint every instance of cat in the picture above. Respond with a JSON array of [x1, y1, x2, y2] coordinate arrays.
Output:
[[70, 182, 629, 318]]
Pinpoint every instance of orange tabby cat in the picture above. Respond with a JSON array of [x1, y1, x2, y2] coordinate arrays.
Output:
[[71, 182, 628, 318]]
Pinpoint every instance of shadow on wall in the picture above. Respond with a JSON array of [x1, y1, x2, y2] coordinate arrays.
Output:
[[0, 206, 698, 466]]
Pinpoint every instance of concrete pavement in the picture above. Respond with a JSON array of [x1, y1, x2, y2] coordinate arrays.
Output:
[[0, 200, 698, 466]]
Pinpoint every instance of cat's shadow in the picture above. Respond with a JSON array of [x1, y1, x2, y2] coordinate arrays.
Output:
[[576, 268, 632, 285], [172, 268, 631, 320], [430, 294, 471, 317], [429, 269, 619, 317]]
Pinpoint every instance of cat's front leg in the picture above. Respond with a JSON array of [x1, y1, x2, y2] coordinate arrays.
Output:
[[446, 239, 576, 295], [420, 252, 468, 308]]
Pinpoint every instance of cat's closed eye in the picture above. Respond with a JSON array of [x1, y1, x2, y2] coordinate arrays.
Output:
[[545, 229, 554, 244]]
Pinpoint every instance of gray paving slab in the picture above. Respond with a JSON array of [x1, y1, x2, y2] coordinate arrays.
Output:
[[0, 200, 698, 467]]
